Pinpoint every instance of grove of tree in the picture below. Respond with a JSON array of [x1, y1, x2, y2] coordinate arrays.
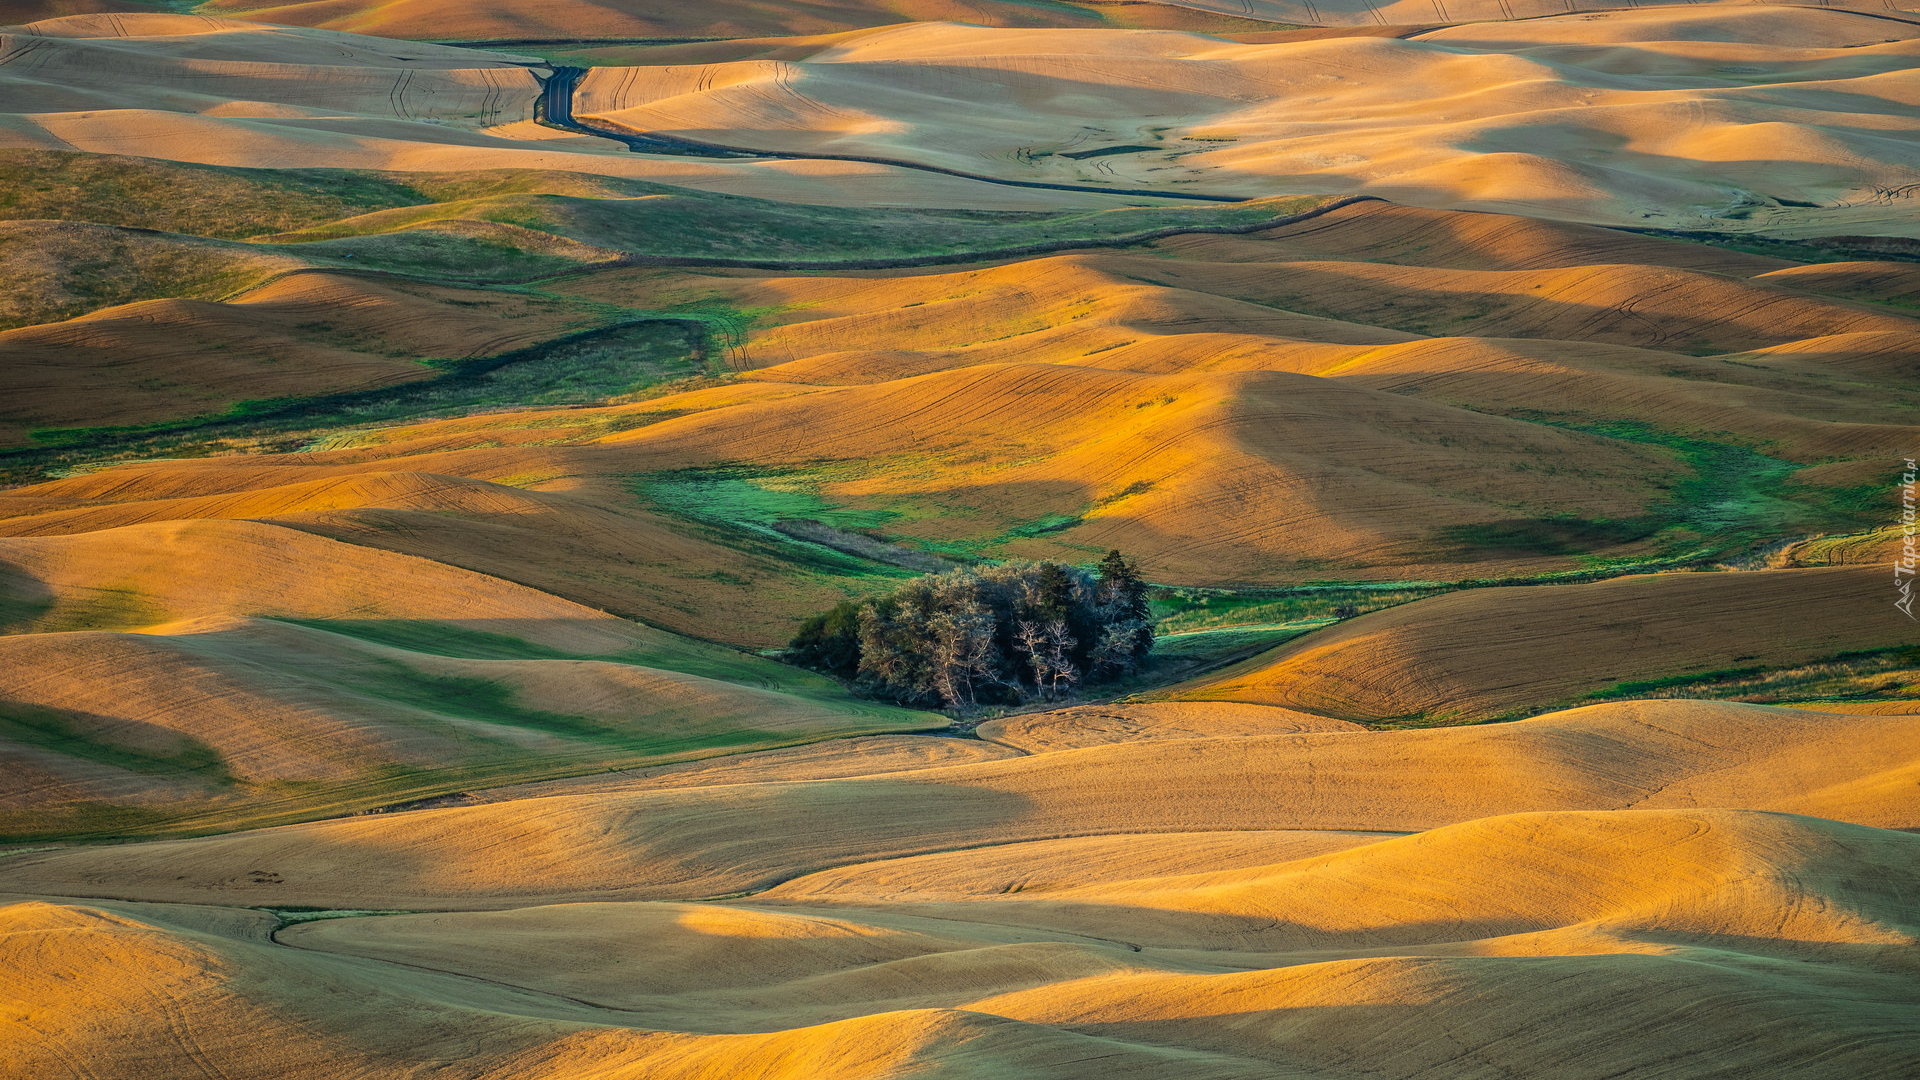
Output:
[[789, 550, 1153, 709]]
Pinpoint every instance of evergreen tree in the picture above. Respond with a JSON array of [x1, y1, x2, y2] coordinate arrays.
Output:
[[1089, 549, 1153, 677], [788, 599, 863, 677], [1096, 549, 1150, 621]]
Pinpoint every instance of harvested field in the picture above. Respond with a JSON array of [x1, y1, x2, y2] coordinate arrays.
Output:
[[6, 695, 1917, 1074], [1170, 565, 1908, 722], [571, 10, 1920, 231], [5, 4, 1916, 1076], [9, 697, 1917, 905]]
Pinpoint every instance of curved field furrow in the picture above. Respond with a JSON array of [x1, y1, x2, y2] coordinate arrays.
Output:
[[5, 9, 1918, 1077]]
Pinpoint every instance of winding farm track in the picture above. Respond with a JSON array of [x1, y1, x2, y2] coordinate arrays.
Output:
[[536, 64, 1255, 203]]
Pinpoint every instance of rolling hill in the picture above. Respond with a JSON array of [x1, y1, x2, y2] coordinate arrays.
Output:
[[2, 190, 1907, 640], [5, 696, 1916, 1075], [1168, 564, 1909, 722], [0, 517, 937, 839], [8, 696, 1916, 906], [570, 8, 1920, 230], [3, 4, 1916, 1076]]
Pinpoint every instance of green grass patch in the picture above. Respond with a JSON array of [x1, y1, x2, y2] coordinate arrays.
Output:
[[1131, 619, 1331, 686], [1776, 470, 1904, 530], [634, 467, 926, 584], [262, 189, 1338, 266], [635, 463, 1115, 585], [266, 908, 418, 925], [5, 318, 705, 484], [1152, 585, 1449, 635], [636, 458, 1125, 566], [1009, 512, 1084, 537], [286, 226, 593, 281], [1583, 646, 1920, 706], [0, 149, 424, 239], [1457, 418, 1884, 567], [1615, 226, 1920, 267], [641, 470, 899, 534], [1651, 431, 1806, 540]]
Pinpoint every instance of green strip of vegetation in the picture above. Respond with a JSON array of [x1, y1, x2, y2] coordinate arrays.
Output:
[[266, 908, 418, 926], [1444, 419, 1893, 570], [2, 317, 707, 485], [0, 150, 425, 239], [1616, 226, 1920, 268], [1152, 585, 1450, 635], [3, 150, 1338, 268], [633, 468, 924, 586], [1582, 647, 1920, 706]]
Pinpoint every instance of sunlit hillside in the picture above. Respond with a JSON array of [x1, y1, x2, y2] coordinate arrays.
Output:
[[2, 2, 1916, 1077]]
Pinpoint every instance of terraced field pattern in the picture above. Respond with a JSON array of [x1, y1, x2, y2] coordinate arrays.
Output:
[[1, 1, 1917, 1077]]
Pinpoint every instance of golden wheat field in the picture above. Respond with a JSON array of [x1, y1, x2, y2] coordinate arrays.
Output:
[[1, 0, 1916, 1076]]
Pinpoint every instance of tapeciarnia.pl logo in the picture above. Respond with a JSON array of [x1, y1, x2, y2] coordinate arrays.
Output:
[[1899, 457, 1917, 620]]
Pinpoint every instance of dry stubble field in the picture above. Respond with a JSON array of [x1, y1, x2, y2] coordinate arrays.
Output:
[[1, 2, 1917, 1077]]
